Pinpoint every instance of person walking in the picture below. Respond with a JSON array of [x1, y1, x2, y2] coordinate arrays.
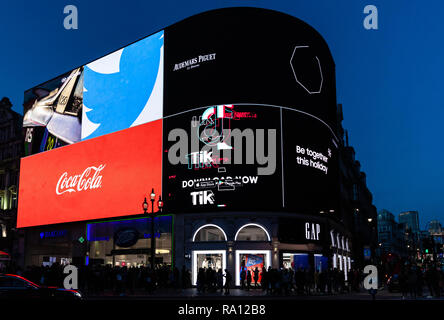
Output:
[[399, 268, 408, 299], [416, 267, 424, 297], [261, 268, 268, 292], [197, 268, 205, 293], [314, 270, 320, 293], [253, 267, 259, 288], [224, 269, 232, 295], [240, 267, 246, 290], [217, 269, 224, 293], [407, 266, 417, 299], [246, 269, 252, 291]]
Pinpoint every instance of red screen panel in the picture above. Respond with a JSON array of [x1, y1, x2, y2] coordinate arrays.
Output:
[[17, 120, 163, 228]]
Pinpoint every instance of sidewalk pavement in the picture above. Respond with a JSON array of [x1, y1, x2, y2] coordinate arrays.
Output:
[[84, 287, 444, 300]]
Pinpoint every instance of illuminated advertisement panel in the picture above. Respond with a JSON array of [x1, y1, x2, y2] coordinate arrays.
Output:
[[23, 30, 164, 156], [19, 8, 341, 227], [23, 68, 83, 156], [282, 109, 340, 213], [161, 8, 340, 214], [162, 104, 282, 212], [163, 8, 337, 130], [17, 120, 162, 228], [162, 103, 339, 213], [240, 254, 265, 284], [82, 30, 164, 140]]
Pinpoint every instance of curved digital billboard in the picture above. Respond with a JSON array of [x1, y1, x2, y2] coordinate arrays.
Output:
[[18, 8, 340, 228]]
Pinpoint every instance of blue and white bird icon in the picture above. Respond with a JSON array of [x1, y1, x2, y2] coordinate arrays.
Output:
[[82, 30, 164, 140]]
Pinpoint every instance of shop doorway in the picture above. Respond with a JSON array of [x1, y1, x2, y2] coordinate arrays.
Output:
[[314, 254, 328, 272], [235, 250, 271, 286], [282, 253, 310, 270], [192, 250, 226, 285]]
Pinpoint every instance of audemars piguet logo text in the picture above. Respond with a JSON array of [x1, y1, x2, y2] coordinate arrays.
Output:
[[173, 53, 216, 71], [56, 164, 106, 195]]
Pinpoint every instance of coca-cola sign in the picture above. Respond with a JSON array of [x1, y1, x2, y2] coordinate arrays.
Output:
[[17, 120, 162, 228], [56, 164, 106, 195]]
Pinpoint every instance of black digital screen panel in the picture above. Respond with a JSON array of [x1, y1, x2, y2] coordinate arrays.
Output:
[[162, 103, 340, 214], [162, 104, 282, 212], [164, 7, 338, 132], [161, 8, 341, 215], [282, 108, 340, 214]]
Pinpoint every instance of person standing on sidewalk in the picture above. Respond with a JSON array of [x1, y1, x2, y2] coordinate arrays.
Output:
[[399, 268, 408, 299], [217, 269, 224, 293], [246, 269, 252, 291], [407, 266, 417, 299], [224, 269, 232, 295], [253, 267, 259, 288], [240, 267, 246, 290]]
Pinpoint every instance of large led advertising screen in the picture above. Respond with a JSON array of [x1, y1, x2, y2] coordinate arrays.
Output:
[[162, 104, 282, 212], [163, 8, 337, 131], [17, 120, 162, 228], [161, 103, 339, 213], [23, 30, 164, 157], [19, 8, 341, 227], [161, 7, 339, 213]]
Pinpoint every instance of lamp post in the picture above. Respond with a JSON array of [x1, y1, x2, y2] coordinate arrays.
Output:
[[142, 197, 149, 266], [143, 189, 163, 270]]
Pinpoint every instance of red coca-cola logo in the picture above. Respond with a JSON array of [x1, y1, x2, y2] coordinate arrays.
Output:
[[56, 164, 106, 195]]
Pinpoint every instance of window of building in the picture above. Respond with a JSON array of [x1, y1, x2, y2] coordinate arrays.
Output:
[[352, 184, 358, 201], [193, 224, 227, 242], [235, 224, 270, 241]]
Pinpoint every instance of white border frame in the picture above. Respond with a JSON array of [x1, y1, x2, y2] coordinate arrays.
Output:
[[234, 223, 271, 242], [235, 250, 272, 286], [192, 250, 227, 286], [192, 224, 227, 242]]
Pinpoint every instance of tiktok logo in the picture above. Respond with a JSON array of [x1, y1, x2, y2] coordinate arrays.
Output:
[[190, 190, 215, 205]]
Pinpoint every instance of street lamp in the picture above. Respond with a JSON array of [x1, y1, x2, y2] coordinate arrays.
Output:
[[150, 189, 156, 270], [143, 189, 163, 270], [158, 196, 163, 212], [142, 197, 149, 266]]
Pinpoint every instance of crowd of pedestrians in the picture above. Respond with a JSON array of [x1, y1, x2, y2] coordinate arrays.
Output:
[[397, 264, 444, 299], [193, 265, 366, 296], [196, 267, 232, 294], [236, 266, 362, 295], [3, 263, 193, 296], [2, 262, 443, 298]]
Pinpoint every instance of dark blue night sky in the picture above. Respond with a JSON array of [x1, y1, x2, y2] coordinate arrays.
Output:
[[1, 0, 443, 228]]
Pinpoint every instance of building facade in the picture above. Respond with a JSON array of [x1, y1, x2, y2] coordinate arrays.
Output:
[[17, 8, 376, 285], [399, 211, 420, 240], [0, 97, 23, 269], [377, 209, 407, 258]]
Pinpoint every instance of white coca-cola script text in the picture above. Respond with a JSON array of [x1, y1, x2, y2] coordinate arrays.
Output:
[[56, 164, 106, 195]]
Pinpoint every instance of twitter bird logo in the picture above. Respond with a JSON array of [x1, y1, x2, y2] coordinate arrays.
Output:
[[82, 30, 164, 140]]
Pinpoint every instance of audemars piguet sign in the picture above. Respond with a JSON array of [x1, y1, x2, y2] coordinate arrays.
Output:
[[17, 120, 162, 228], [173, 53, 216, 71]]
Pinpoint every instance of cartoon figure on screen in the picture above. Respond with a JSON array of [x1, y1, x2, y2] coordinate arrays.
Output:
[[197, 104, 233, 150]]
